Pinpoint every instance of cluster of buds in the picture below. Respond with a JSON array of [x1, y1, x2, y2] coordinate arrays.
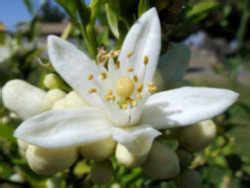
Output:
[[2, 76, 217, 183]]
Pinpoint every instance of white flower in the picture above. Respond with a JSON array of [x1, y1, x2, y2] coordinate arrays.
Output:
[[4, 8, 238, 163]]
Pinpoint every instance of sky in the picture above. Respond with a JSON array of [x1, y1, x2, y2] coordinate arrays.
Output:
[[0, 0, 91, 31], [0, 0, 40, 30]]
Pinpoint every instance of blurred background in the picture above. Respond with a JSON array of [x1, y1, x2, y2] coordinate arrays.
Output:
[[0, 0, 250, 187]]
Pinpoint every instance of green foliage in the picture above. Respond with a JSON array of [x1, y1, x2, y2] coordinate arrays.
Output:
[[158, 43, 190, 88]]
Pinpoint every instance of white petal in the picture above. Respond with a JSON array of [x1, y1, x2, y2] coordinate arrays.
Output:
[[142, 87, 239, 128], [14, 107, 113, 148], [118, 8, 161, 84], [112, 125, 161, 156], [48, 35, 104, 108], [2, 80, 47, 119]]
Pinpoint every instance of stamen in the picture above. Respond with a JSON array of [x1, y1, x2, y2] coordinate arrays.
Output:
[[88, 88, 97, 94], [115, 61, 120, 69], [133, 75, 138, 82], [110, 50, 120, 57], [87, 74, 93, 80], [121, 103, 128, 109], [137, 83, 143, 93], [148, 82, 157, 93], [130, 99, 137, 107], [127, 52, 133, 58], [144, 56, 149, 65], [97, 48, 108, 64], [104, 89, 115, 101], [99, 72, 107, 80], [127, 67, 134, 72]]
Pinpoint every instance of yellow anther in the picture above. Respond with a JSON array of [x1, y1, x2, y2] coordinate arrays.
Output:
[[97, 48, 108, 64], [121, 103, 128, 109], [127, 67, 134, 72], [87, 74, 93, 80], [133, 75, 138, 82], [110, 50, 120, 57], [137, 83, 144, 93], [148, 82, 157, 93], [104, 94, 115, 101], [88, 88, 97, 94], [130, 99, 137, 107], [104, 89, 115, 101], [144, 56, 149, 65], [99, 72, 107, 80], [127, 52, 133, 58], [115, 61, 120, 69], [116, 77, 134, 98], [107, 89, 113, 95]]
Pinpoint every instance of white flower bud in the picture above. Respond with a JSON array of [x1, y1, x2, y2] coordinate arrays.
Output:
[[115, 144, 146, 168], [142, 141, 180, 180], [179, 170, 202, 188], [9, 173, 24, 183], [179, 120, 217, 152], [25, 145, 77, 175], [43, 73, 62, 89], [2, 80, 47, 119], [43, 89, 66, 109], [79, 137, 116, 161], [52, 91, 87, 109], [17, 139, 29, 158], [90, 161, 113, 184], [111, 183, 121, 188]]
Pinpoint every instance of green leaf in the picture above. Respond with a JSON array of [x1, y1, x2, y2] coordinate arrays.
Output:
[[0, 124, 15, 142], [105, 2, 120, 38], [158, 43, 190, 88], [22, 0, 35, 16], [228, 125, 250, 158], [56, 0, 90, 25], [187, 1, 219, 18], [138, 0, 150, 16]]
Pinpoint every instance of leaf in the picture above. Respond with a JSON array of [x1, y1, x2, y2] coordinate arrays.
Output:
[[228, 125, 250, 158], [158, 43, 190, 88], [22, 0, 35, 16], [0, 124, 15, 142], [105, 2, 120, 38], [56, 0, 90, 25], [187, 1, 219, 18], [138, 0, 150, 16]]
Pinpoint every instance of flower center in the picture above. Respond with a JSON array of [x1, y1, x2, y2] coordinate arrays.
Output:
[[116, 77, 134, 98]]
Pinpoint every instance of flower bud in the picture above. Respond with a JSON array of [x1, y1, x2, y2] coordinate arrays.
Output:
[[43, 73, 62, 89], [90, 161, 113, 184], [179, 120, 217, 152], [79, 137, 116, 161], [179, 170, 202, 188], [25, 145, 77, 175], [17, 139, 29, 158], [142, 141, 180, 180], [115, 144, 146, 168], [52, 91, 87, 109], [9, 173, 25, 183], [43, 89, 66, 109], [2, 80, 47, 119]]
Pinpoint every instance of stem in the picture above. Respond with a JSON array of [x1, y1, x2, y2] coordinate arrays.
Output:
[[237, 0, 250, 49], [61, 23, 72, 40]]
